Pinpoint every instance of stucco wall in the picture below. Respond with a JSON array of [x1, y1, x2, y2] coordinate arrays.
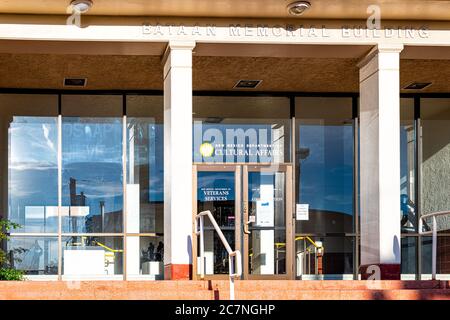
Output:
[[421, 99, 450, 231]]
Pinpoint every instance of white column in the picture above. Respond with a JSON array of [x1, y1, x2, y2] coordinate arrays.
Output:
[[163, 40, 196, 280], [358, 44, 403, 280]]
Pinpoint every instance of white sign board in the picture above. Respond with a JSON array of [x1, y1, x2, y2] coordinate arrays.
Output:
[[256, 200, 274, 227], [296, 204, 309, 221], [256, 184, 274, 227], [64, 249, 105, 275]]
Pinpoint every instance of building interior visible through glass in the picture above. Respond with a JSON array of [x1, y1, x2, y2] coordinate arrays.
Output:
[[400, 98, 416, 235], [295, 97, 354, 277], [247, 171, 287, 275], [4, 94, 164, 278], [2, 93, 450, 279], [197, 171, 236, 275]]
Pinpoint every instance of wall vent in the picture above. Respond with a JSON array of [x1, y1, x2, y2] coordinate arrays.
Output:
[[404, 82, 432, 90], [64, 78, 87, 87], [234, 80, 262, 89]]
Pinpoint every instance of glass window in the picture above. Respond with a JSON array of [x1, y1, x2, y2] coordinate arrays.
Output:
[[400, 99, 416, 233], [126, 236, 164, 279], [126, 95, 164, 234], [247, 170, 287, 275], [421, 236, 450, 278], [295, 97, 354, 234], [196, 171, 236, 275], [193, 96, 291, 164], [249, 229, 286, 276], [62, 236, 123, 277], [401, 236, 417, 278], [6, 236, 58, 275], [3, 94, 168, 279], [2, 94, 59, 233], [295, 236, 354, 278], [61, 95, 123, 233], [420, 98, 450, 233]]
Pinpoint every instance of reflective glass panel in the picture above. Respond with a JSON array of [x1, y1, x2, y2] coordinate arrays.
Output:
[[295, 236, 354, 278], [400, 98, 416, 233], [7, 236, 58, 275], [295, 97, 354, 234], [401, 236, 417, 277], [247, 170, 286, 275], [3, 94, 58, 233], [126, 236, 164, 279], [61, 95, 123, 233], [126, 95, 164, 233], [193, 96, 291, 163], [196, 171, 235, 275]]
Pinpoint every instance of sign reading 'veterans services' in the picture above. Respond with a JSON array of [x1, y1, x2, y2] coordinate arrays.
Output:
[[200, 186, 232, 202], [197, 172, 235, 202]]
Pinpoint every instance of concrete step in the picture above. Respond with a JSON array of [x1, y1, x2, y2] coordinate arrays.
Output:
[[0, 281, 213, 300], [207, 280, 450, 300], [207, 280, 448, 291], [1, 280, 450, 300], [219, 289, 450, 300]]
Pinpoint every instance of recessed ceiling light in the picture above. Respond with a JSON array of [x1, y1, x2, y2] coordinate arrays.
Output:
[[404, 82, 432, 90], [234, 80, 262, 89], [287, 1, 311, 16], [70, 0, 93, 14], [64, 78, 87, 87]]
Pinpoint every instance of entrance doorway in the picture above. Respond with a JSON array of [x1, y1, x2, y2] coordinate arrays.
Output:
[[193, 164, 293, 279]]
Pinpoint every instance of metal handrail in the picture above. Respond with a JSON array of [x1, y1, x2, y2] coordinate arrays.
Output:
[[419, 210, 450, 280], [195, 210, 242, 300], [294, 236, 324, 276], [296, 236, 324, 251], [94, 241, 124, 253]]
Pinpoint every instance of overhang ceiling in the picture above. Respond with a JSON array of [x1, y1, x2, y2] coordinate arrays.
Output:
[[0, 52, 448, 93], [0, 53, 163, 90], [0, 0, 449, 21], [193, 56, 360, 92]]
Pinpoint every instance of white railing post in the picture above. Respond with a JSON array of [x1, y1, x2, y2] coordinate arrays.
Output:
[[228, 250, 241, 300], [432, 215, 437, 280], [229, 255, 235, 300], [419, 210, 450, 281], [199, 215, 205, 279], [196, 210, 242, 300]]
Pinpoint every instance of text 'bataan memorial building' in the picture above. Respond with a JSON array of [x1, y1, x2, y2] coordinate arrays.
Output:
[[1, 0, 450, 292]]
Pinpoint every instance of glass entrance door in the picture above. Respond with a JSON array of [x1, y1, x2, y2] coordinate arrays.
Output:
[[243, 165, 293, 279], [193, 165, 241, 279], [193, 164, 293, 280]]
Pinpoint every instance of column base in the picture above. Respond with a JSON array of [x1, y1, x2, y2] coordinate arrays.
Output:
[[360, 264, 401, 280], [164, 264, 192, 280]]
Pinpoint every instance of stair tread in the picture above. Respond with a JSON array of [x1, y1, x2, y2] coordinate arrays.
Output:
[[1, 280, 450, 300]]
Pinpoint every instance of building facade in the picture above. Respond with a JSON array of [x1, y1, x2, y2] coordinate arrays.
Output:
[[1, 0, 450, 281]]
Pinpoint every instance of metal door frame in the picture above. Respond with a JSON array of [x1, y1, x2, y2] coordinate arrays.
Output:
[[242, 164, 294, 280], [192, 163, 293, 280], [192, 164, 242, 280]]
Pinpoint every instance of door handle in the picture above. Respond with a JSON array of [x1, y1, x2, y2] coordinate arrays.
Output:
[[243, 204, 251, 234], [244, 221, 251, 234]]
